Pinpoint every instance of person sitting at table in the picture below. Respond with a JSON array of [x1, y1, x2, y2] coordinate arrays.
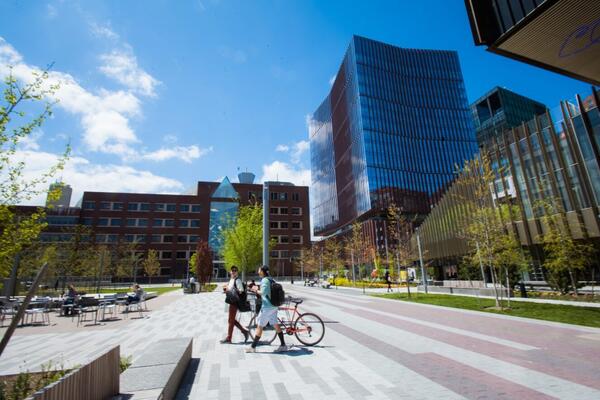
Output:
[[62, 285, 78, 315], [126, 284, 144, 304]]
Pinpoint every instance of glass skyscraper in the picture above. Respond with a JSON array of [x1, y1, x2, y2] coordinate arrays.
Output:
[[309, 35, 478, 236]]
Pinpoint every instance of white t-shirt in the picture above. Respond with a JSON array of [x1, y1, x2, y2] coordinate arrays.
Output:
[[227, 277, 244, 292]]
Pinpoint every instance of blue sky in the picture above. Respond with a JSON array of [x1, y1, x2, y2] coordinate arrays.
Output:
[[0, 0, 591, 205]]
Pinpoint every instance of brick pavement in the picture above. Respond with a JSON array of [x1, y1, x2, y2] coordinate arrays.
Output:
[[1, 283, 599, 399]]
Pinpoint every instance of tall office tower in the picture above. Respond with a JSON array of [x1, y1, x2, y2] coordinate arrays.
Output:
[[471, 86, 547, 147], [46, 182, 72, 209], [309, 35, 478, 237]]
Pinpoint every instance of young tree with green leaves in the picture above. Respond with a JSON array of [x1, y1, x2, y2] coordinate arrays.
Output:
[[221, 203, 274, 279], [537, 198, 595, 295], [387, 203, 415, 297], [194, 240, 213, 287], [0, 67, 69, 278], [142, 249, 160, 284], [344, 222, 366, 286]]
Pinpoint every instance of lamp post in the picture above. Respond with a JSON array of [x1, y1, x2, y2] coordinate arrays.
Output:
[[263, 182, 269, 267], [416, 227, 428, 294]]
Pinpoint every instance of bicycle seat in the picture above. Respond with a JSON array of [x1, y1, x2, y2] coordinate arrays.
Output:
[[289, 297, 303, 304]]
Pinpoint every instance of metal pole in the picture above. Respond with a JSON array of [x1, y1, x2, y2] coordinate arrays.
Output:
[[416, 228, 428, 294], [351, 249, 356, 286], [262, 183, 269, 267], [96, 250, 104, 294]]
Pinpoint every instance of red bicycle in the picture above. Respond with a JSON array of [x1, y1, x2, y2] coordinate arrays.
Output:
[[246, 296, 325, 346]]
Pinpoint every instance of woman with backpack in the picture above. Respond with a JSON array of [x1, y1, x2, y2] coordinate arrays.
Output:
[[220, 265, 250, 344], [246, 265, 287, 353]]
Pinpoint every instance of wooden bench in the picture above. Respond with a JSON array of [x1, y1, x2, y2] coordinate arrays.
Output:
[[115, 337, 192, 400]]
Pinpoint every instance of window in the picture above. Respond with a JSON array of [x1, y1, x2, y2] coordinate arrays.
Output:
[[292, 193, 300, 201], [125, 234, 135, 243], [138, 218, 148, 227], [128, 218, 148, 227], [179, 219, 189, 228], [97, 218, 109, 226], [109, 218, 122, 227], [180, 204, 190, 212], [153, 219, 164, 227], [270, 222, 279, 229], [280, 207, 288, 214], [190, 220, 200, 227], [107, 234, 118, 243], [270, 192, 278, 201], [177, 235, 188, 243], [160, 251, 172, 260], [292, 235, 302, 244], [189, 235, 199, 243], [127, 203, 139, 211], [155, 203, 165, 212], [280, 222, 288, 229], [271, 235, 278, 242], [83, 201, 95, 210], [280, 236, 289, 243], [270, 250, 279, 258], [176, 251, 187, 259], [279, 192, 288, 201], [270, 207, 278, 214], [164, 219, 175, 227], [112, 202, 123, 211], [191, 204, 201, 212], [126, 218, 136, 227], [292, 250, 301, 258], [151, 234, 161, 243], [291, 207, 301, 215], [100, 202, 111, 210], [140, 203, 151, 211], [280, 250, 289, 258], [166, 203, 177, 212], [82, 217, 93, 226], [292, 221, 302, 229], [162, 235, 173, 243]]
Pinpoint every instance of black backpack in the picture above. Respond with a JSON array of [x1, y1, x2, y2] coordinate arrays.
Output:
[[234, 280, 251, 312], [268, 278, 285, 307]]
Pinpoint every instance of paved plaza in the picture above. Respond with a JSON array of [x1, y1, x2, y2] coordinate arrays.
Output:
[[1, 285, 600, 399]]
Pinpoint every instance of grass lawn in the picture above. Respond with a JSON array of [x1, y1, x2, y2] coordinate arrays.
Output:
[[95, 286, 182, 296], [375, 292, 600, 328]]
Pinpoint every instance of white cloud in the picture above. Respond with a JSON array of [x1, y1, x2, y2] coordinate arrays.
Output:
[[89, 21, 119, 40], [291, 140, 310, 164], [99, 50, 160, 97], [260, 161, 310, 187], [217, 46, 247, 64], [46, 4, 58, 19], [329, 74, 336, 86], [140, 145, 213, 163], [10, 149, 185, 206], [275, 144, 289, 152], [163, 134, 178, 144], [19, 130, 43, 150]]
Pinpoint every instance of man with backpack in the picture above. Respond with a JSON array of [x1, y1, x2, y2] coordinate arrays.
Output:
[[220, 266, 250, 344], [246, 265, 287, 353]]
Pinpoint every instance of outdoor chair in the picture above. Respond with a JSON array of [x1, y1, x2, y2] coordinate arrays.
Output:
[[76, 297, 100, 326], [99, 295, 118, 321], [0, 299, 18, 327], [24, 300, 51, 326], [124, 292, 147, 318]]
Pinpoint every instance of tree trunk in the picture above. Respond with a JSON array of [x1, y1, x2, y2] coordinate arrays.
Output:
[[568, 267, 578, 296], [505, 266, 511, 308], [489, 263, 500, 308]]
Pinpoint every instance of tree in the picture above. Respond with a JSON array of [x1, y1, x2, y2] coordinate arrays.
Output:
[[323, 238, 343, 280], [299, 245, 319, 278], [344, 222, 366, 285], [194, 240, 213, 287], [537, 198, 595, 295], [142, 249, 160, 284], [455, 151, 529, 308], [221, 203, 274, 278], [388, 203, 416, 297], [0, 67, 69, 278]]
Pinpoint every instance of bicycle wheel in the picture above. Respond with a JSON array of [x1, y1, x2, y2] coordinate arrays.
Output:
[[248, 315, 278, 344], [294, 312, 325, 346], [236, 311, 253, 340]]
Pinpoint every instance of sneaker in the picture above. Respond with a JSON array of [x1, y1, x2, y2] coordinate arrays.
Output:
[[245, 346, 256, 353], [243, 330, 250, 343], [219, 338, 231, 344], [275, 345, 288, 353]]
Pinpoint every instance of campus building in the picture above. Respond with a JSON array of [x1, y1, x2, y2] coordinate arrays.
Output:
[[417, 87, 600, 280], [19, 174, 310, 280], [471, 86, 548, 147], [465, 0, 600, 85], [309, 35, 478, 251]]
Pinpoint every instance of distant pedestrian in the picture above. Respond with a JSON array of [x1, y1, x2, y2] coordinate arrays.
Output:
[[221, 266, 250, 344], [246, 265, 287, 353], [384, 269, 391, 292]]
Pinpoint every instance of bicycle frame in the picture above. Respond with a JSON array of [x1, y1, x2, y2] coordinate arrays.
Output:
[[277, 303, 311, 335]]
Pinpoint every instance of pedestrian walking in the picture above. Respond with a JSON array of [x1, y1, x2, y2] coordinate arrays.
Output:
[[221, 266, 250, 344], [246, 265, 287, 353], [385, 269, 392, 293]]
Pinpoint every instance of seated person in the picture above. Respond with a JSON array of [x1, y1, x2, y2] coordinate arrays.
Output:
[[63, 284, 78, 315], [126, 284, 144, 304]]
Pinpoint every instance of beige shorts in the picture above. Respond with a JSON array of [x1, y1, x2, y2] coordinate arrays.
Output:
[[257, 307, 279, 327]]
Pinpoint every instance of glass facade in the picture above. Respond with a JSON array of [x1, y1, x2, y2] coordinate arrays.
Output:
[[208, 178, 239, 254], [310, 35, 478, 235]]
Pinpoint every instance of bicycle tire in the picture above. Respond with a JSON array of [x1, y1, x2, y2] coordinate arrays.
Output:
[[294, 312, 325, 346], [248, 315, 278, 344]]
